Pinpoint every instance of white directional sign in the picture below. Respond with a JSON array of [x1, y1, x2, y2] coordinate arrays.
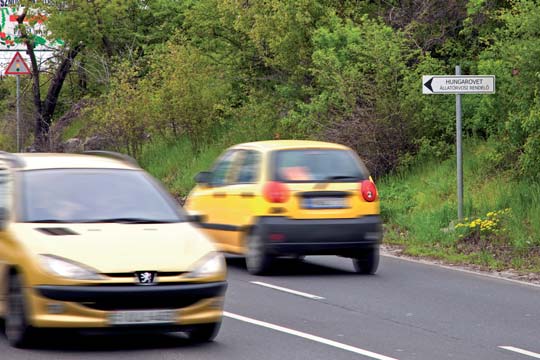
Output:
[[422, 75, 495, 94]]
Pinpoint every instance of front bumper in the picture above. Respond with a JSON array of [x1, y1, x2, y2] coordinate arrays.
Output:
[[257, 215, 382, 256], [28, 281, 227, 329]]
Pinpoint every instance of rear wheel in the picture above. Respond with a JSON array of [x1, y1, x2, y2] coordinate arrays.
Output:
[[5, 273, 35, 348], [352, 247, 380, 275], [245, 229, 273, 275], [186, 322, 221, 343]]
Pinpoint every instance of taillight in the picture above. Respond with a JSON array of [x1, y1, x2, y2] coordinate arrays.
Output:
[[360, 180, 378, 202], [263, 181, 289, 203]]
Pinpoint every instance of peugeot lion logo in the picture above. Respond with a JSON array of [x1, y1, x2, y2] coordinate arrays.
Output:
[[135, 271, 157, 285]]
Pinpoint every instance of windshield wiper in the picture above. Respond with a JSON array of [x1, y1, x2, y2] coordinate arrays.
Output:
[[85, 218, 177, 224], [325, 175, 360, 181], [27, 219, 74, 223]]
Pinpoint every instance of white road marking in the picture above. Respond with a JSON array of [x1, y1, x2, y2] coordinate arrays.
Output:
[[250, 281, 325, 300], [499, 346, 540, 359], [382, 253, 540, 289], [224, 311, 399, 360]]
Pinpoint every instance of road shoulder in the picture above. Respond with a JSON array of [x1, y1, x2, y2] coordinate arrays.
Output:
[[382, 244, 540, 287]]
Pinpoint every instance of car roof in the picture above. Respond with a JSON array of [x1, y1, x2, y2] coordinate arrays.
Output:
[[4, 153, 139, 171], [230, 140, 351, 152]]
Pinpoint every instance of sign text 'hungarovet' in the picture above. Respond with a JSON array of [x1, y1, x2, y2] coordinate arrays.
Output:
[[422, 75, 495, 94]]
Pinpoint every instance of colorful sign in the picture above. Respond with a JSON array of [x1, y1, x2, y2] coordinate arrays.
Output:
[[0, 7, 51, 48], [0, 2, 61, 70]]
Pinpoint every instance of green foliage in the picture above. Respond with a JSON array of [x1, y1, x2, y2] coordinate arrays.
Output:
[[85, 63, 150, 157], [145, 39, 231, 149], [476, 0, 540, 179], [281, 15, 451, 176]]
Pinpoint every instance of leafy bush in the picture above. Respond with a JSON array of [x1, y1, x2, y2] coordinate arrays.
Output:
[[85, 63, 150, 157], [281, 16, 416, 176], [146, 40, 232, 150], [476, 0, 540, 179]]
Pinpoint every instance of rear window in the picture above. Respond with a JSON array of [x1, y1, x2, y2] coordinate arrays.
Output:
[[272, 149, 367, 183]]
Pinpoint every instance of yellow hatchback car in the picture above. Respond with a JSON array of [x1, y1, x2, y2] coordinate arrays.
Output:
[[0, 151, 227, 348], [185, 140, 382, 275]]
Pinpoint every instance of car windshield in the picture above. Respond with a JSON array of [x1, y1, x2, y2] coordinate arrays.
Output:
[[19, 169, 185, 223], [273, 149, 367, 183]]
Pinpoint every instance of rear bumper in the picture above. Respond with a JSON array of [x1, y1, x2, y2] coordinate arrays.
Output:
[[257, 215, 382, 256]]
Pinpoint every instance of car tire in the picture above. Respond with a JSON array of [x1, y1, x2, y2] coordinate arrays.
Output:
[[245, 228, 273, 275], [352, 247, 380, 275], [5, 273, 35, 348], [186, 322, 221, 343]]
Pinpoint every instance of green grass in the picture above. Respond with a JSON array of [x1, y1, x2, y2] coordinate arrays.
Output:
[[138, 120, 276, 199], [61, 118, 86, 141], [379, 138, 540, 273]]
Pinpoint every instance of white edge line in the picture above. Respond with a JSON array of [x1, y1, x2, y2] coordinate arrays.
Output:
[[499, 346, 540, 359], [382, 253, 540, 289], [224, 311, 398, 360], [250, 281, 325, 300]]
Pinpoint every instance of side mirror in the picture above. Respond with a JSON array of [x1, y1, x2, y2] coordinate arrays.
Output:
[[188, 213, 207, 224], [194, 171, 212, 186], [0, 207, 8, 231]]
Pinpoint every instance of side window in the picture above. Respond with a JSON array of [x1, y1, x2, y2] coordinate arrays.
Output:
[[0, 164, 12, 214], [237, 151, 261, 184], [210, 151, 237, 187]]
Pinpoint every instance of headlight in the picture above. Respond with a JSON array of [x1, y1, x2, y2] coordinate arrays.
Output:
[[187, 252, 225, 278], [39, 254, 104, 280]]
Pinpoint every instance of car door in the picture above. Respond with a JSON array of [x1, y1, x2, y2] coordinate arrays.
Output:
[[217, 150, 262, 252], [190, 150, 239, 250]]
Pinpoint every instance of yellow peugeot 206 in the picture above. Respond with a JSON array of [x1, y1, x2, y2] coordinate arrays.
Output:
[[185, 140, 382, 275], [0, 151, 227, 348]]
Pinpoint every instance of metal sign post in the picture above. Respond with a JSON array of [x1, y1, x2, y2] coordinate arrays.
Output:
[[16, 75, 20, 152], [4, 52, 32, 152], [422, 68, 496, 221], [455, 66, 463, 221]]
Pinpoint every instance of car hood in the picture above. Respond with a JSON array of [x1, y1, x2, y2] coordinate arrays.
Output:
[[11, 222, 216, 273]]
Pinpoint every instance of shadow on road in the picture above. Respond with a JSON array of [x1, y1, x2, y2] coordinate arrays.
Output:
[[225, 255, 363, 277], [0, 330, 219, 352]]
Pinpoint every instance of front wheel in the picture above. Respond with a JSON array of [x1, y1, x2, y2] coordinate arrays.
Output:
[[352, 247, 380, 275], [245, 229, 273, 275], [5, 273, 35, 348], [186, 322, 221, 343]]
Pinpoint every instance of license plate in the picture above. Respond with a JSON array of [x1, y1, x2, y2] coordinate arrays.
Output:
[[108, 309, 176, 326], [303, 197, 346, 209]]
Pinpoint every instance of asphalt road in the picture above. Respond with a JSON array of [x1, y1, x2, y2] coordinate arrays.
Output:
[[1, 255, 539, 360]]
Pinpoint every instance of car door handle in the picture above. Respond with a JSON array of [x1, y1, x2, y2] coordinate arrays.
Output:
[[213, 192, 227, 198], [240, 192, 255, 198]]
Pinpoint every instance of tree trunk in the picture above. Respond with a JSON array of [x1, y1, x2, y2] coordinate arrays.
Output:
[[17, 10, 84, 151], [42, 43, 85, 135]]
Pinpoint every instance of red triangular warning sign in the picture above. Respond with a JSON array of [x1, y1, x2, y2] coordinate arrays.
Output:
[[5, 52, 31, 75]]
